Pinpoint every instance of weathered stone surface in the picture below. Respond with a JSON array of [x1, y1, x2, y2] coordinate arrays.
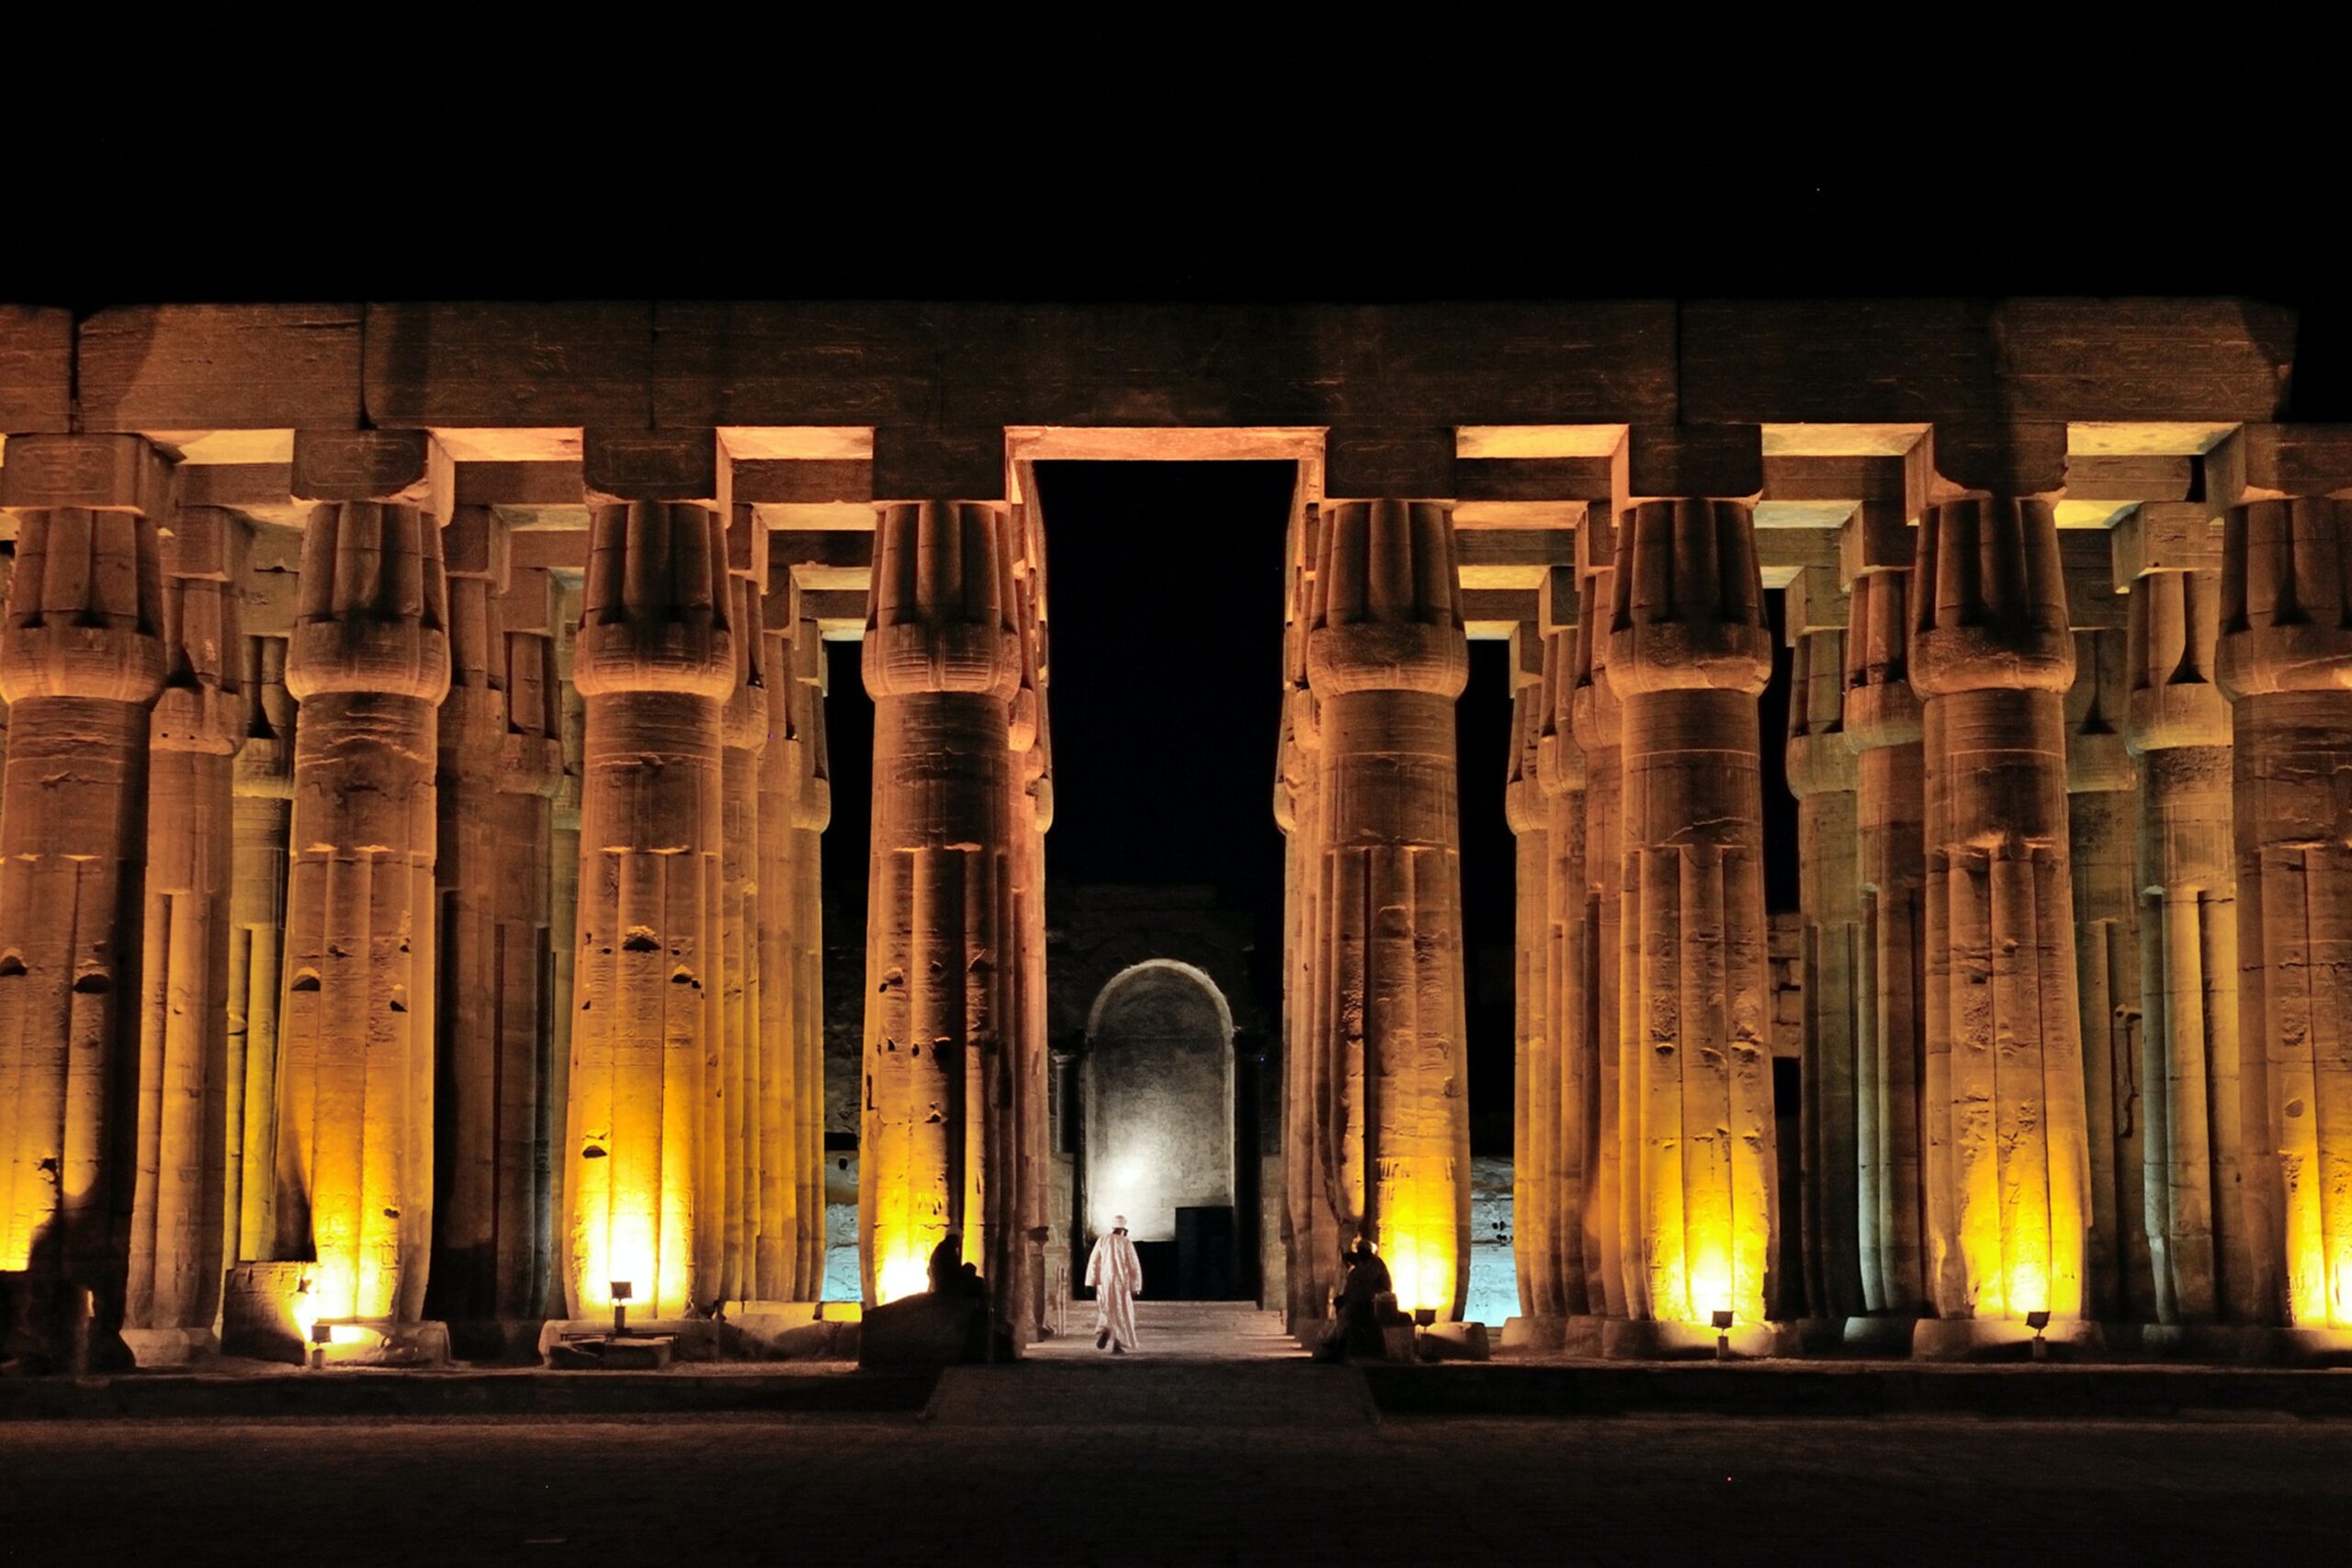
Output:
[[1274, 503, 1334, 1332], [1305, 500, 1470, 1320], [77, 304, 363, 431], [229, 635, 294, 1262], [0, 437, 170, 1370], [1538, 625, 1589, 1322], [1506, 674, 1556, 1321], [1912, 499, 2090, 1326], [1006, 506, 1053, 1342], [566, 497, 732, 1320], [0, 306, 73, 434], [754, 567, 799, 1301], [1609, 500, 1777, 1327], [2217, 498, 2352, 1329], [718, 514, 766, 1303], [788, 599, 831, 1296], [1571, 535, 1628, 1318]]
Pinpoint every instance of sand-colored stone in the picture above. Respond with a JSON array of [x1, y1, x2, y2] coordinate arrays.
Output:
[[718, 511, 768, 1302], [1786, 626, 1864, 1321], [1572, 541, 1629, 1317], [2065, 623, 2150, 1321], [787, 598, 831, 1296], [126, 507, 245, 1353], [229, 634, 293, 1262], [1304, 500, 1470, 1320], [860, 501, 1022, 1311], [565, 497, 732, 1320], [1912, 498, 2090, 1325], [1506, 672, 1556, 1319], [272, 440, 452, 1329], [1609, 500, 1777, 1326], [2217, 497, 2352, 1329], [2125, 561, 2249, 1324], [754, 565, 799, 1302], [1007, 503, 1054, 1341], [1846, 565, 1929, 1315], [1539, 623, 1589, 1318], [0, 435, 171, 1369], [543, 582, 583, 1317]]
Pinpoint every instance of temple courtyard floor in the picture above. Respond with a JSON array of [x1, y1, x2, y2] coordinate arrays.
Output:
[[5, 1305, 2349, 1563]]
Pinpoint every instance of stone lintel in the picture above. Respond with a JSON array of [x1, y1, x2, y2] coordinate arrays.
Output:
[[163, 505, 245, 581], [290, 429, 454, 525], [1759, 452, 1910, 506], [1578, 505, 1618, 576], [2063, 451, 2197, 502], [727, 502, 769, 583], [2206, 423, 2352, 504], [0, 432, 175, 515], [443, 506, 512, 587], [1538, 564, 1579, 635], [1453, 456, 1618, 505], [1783, 563, 1849, 644], [1840, 496, 1915, 583], [500, 563, 557, 637], [2110, 501, 2223, 588], [1625, 423, 1763, 502], [1922, 423, 2068, 501], [869, 425, 1007, 504], [581, 427, 725, 508], [1324, 426, 1456, 502], [1508, 621, 1544, 686], [2062, 526, 2127, 630], [1462, 587, 1538, 631]]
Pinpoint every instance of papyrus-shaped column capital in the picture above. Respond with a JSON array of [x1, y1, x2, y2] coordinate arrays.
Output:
[[1537, 626, 1584, 798], [1785, 627, 1855, 799], [1843, 568, 1923, 753], [151, 507, 247, 756], [2216, 498, 2352, 700], [1604, 499, 1771, 699], [287, 501, 452, 705], [864, 501, 1023, 703], [576, 502, 734, 700], [232, 635, 295, 800], [0, 434, 170, 706], [1306, 500, 1467, 700], [1910, 498, 2075, 699], [2125, 567, 2228, 754]]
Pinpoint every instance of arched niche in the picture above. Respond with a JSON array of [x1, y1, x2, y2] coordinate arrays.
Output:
[[1080, 960, 1236, 1252]]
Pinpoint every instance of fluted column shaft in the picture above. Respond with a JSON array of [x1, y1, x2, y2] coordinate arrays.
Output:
[[1572, 561, 1628, 1316], [1507, 677, 1556, 1319], [0, 437, 170, 1369], [543, 589, 583, 1317], [566, 500, 732, 1319], [1008, 513, 1053, 1340], [718, 552, 766, 1303], [1610, 500, 1776, 1326], [1913, 498, 2089, 1323], [128, 509, 245, 1345], [1305, 500, 1470, 1319], [754, 570, 797, 1300], [274, 493, 450, 1326], [2127, 564, 2246, 1324], [789, 607, 831, 1295], [1846, 568, 1928, 1314], [861, 502, 1020, 1310], [229, 635, 293, 1263], [2218, 499, 2352, 1328], [1539, 627, 1589, 1317]]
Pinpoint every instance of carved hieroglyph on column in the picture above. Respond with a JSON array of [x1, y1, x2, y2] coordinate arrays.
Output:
[[566, 492, 731, 1319], [0, 435, 169, 1370], [1610, 501, 1776, 1326], [2066, 621, 2150, 1321], [230, 634, 294, 1264], [430, 506, 562, 1329], [1572, 536, 1628, 1317], [1913, 499, 2090, 1325], [126, 507, 245, 1355], [1787, 622, 1864, 1322], [273, 437, 451, 1328], [543, 582, 583, 1318], [788, 596, 831, 1296], [1507, 668, 1556, 1321], [754, 566, 798, 1301], [1540, 616, 1589, 1318], [1007, 507, 1054, 1339], [1305, 500, 1470, 1319], [861, 501, 1021, 1308], [2218, 495, 2352, 1329], [2125, 550, 2248, 1324], [717, 512, 768, 1303], [1846, 565, 1928, 1314]]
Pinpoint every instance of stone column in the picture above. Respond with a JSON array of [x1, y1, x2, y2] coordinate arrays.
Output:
[[2066, 615, 2150, 1323], [2122, 515, 2248, 1325], [1008, 508, 1053, 1338], [1571, 525, 1629, 1317], [754, 566, 798, 1301], [1506, 661, 1557, 1321], [718, 512, 768, 1303], [272, 434, 451, 1330], [860, 500, 1021, 1309], [1305, 499, 1470, 1319], [565, 457, 732, 1320], [1912, 495, 2091, 1336], [788, 598, 831, 1297], [0, 435, 169, 1371], [1610, 499, 1777, 1330], [2217, 488, 2352, 1330], [1846, 561, 1928, 1316], [126, 507, 245, 1359], [1538, 608, 1589, 1320], [229, 632, 294, 1263], [1786, 613, 1865, 1322], [543, 582, 583, 1318]]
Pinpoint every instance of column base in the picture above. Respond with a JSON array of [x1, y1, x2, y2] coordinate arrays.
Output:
[[1499, 1315, 1566, 1352], [2117, 1321, 2352, 1367], [1839, 1314, 1924, 1357], [735, 1301, 859, 1360], [1910, 1315, 2103, 1361], [444, 1317, 554, 1364], [1600, 1318, 1790, 1360], [1778, 1316, 1856, 1355], [120, 1326, 219, 1368], [537, 1317, 725, 1366]]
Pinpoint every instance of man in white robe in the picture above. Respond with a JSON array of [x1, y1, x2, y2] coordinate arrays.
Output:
[[1085, 1215, 1143, 1353]]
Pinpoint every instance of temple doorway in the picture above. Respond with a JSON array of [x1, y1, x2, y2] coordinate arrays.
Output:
[[1076, 960, 1243, 1300]]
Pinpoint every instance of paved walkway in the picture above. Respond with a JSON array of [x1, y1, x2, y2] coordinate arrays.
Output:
[[1028, 1299, 1303, 1361]]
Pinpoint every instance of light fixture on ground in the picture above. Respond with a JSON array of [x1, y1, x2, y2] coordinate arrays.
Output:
[[2027, 1308, 2052, 1361], [611, 1280, 633, 1338], [1713, 1308, 1735, 1362], [309, 1319, 333, 1371]]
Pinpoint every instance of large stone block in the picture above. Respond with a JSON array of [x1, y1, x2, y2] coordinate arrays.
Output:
[[77, 304, 362, 430]]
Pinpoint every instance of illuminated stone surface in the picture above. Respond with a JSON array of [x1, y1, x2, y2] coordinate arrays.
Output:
[[786, 596, 831, 1297], [1912, 499, 2090, 1325], [1506, 670, 1556, 1319], [1571, 547, 1629, 1318], [860, 501, 1022, 1310], [753, 566, 798, 1301], [718, 512, 767, 1302], [543, 582, 583, 1318], [1538, 621, 1589, 1319], [0, 435, 170, 1369], [2218, 496, 2352, 1329], [1304, 499, 1470, 1319], [1846, 564, 1929, 1315], [1006, 508, 1053, 1340], [1610, 500, 1777, 1326], [228, 633, 293, 1265]]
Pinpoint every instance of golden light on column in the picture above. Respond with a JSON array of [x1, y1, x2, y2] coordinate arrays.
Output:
[[1306, 498, 1470, 1321]]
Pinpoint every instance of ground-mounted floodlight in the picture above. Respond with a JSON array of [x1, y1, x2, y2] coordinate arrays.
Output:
[[611, 1280, 633, 1338], [1712, 1308, 1736, 1362], [2027, 1308, 2052, 1361], [310, 1318, 334, 1371]]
